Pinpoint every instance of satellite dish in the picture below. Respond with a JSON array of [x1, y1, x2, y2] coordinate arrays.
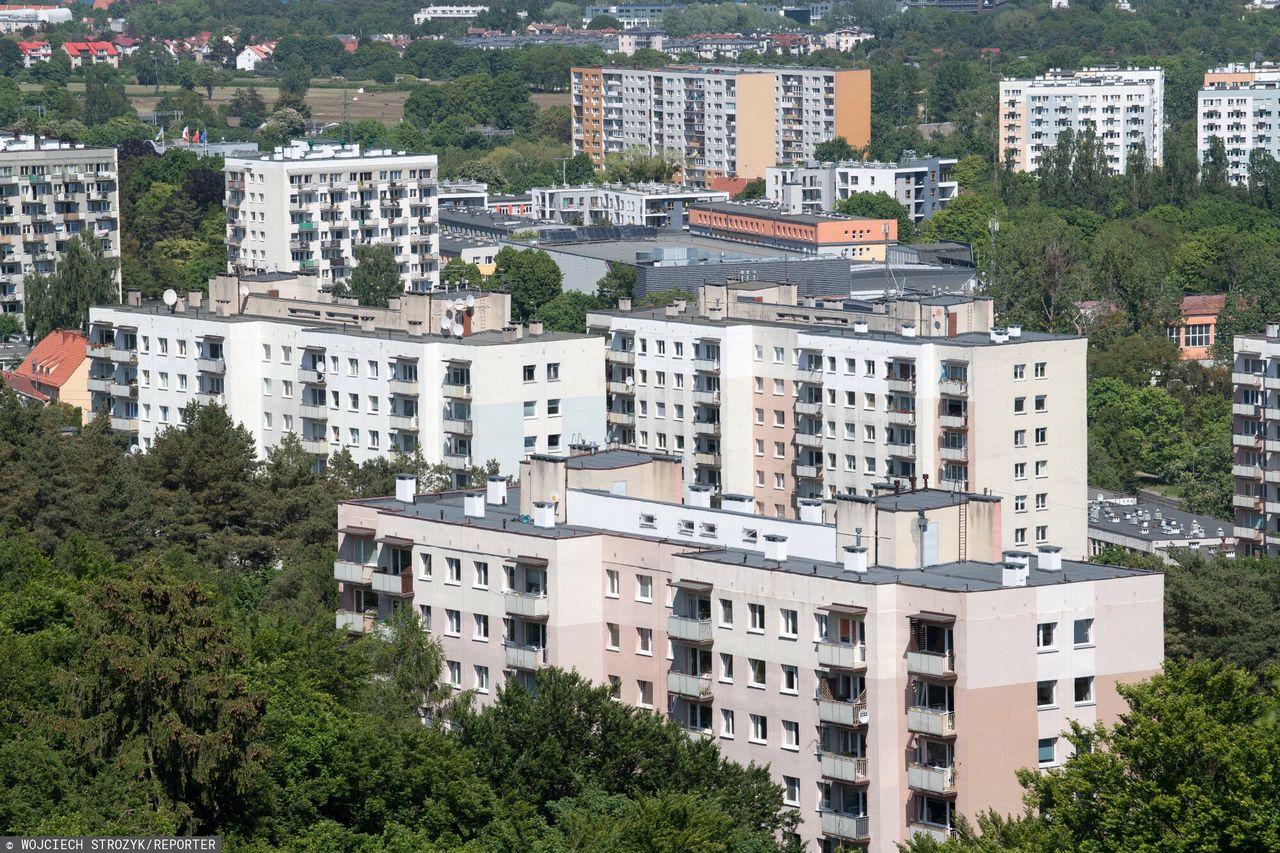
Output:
[[162, 289, 178, 307], [315, 360, 326, 373], [238, 284, 250, 298], [452, 322, 464, 338], [453, 298, 466, 312], [625, 375, 635, 386], [440, 314, 452, 330], [465, 294, 476, 309]]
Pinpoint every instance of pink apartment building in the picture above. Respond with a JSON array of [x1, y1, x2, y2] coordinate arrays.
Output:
[[334, 449, 1163, 852]]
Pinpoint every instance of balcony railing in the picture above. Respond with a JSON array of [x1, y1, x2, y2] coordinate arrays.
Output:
[[819, 811, 869, 841], [607, 411, 636, 426], [333, 559, 373, 585], [298, 368, 326, 385], [442, 382, 472, 398], [87, 376, 112, 393], [939, 446, 967, 462], [692, 419, 720, 435], [888, 442, 916, 458], [907, 822, 954, 844], [668, 615, 714, 644], [795, 400, 823, 416], [606, 349, 636, 364], [1234, 402, 1261, 416], [1233, 371, 1263, 387], [109, 416, 138, 432], [109, 381, 137, 399], [817, 696, 867, 727], [939, 413, 968, 429], [666, 670, 713, 699], [503, 591, 550, 619], [388, 379, 419, 396], [301, 438, 329, 455], [1233, 464, 1263, 479], [505, 642, 547, 670], [692, 390, 720, 405], [907, 649, 955, 677], [108, 348, 137, 364], [299, 404, 328, 421], [887, 410, 917, 426], [939, 378, 968, 396], [86, 342, 112, 359], [887, 377, 915, 393], [795, 432, 823, 449], [694, 451, 721, 467], [692, 357, 720, 373], [196, 357, 225, 374], [817, 641, 866, 670], [389, 414, 420, 432], [907, 706, 956, 736], [908, 763, 957, 794], [795, 464, 821, 479], [336, 609, 375, 635], [819, 753, 868, 783], [371, 569, 412, 595]]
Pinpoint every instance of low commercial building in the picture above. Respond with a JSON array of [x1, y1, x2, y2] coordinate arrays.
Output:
[[414, 4, 490, 23], [687, 202, 897, 260], [766, 156, 958, 222], [1087, 488, 1234, 563], [531, 183, 730, 228], [441, 236, 500, 275], [334, 449, 1163, 852], [0, 5, 72, 33], [86, 273, 606, 480], [1, 329, 90, 419]]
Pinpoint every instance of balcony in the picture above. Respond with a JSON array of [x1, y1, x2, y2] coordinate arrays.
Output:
[[336, 609, 375, 635], [389, 414, 420, 432], [194, 391, 224, 406], [692, 390, 720, 405], [907, 706, 956, 736], [888, 442, 916, 458], [1233, 494, 1262, 510], [667, 670, 713, 700], [908, 823, 954, 844], [820, 811, 869, 842], [298, 368, 326, 385], [301, 438, 329, 455], [819, 752, 868, 784], [887, 410, 917, 426], [939, 413, 968, 429], [692, 419, 719, 435], [503, 591, 550, 619], [692, 357, 720, 373], [1235, 402, 1262, 416], [299, 404, 328, 421], [1266, 469, 1280, 484], [907, 650, 955, 677], [371, 569, 412, 596], [606, 349, 636, 364], [443, 417, 472, 434], [817, 641, 866, 671], [939, 378, 968, 396], [505, 642, 547, 671], [795, 400, 823, 416], [1233, 371, 1263, 387], [668, 615, 714, 644], [87, 342, 112, 359], [443, 382, 472, 398], [333, 559, 373, 585], [196, 357, 225, 374], [693, 451, 721, 467], [908, 763, 957, 794], [818, 697, 867, 727], [608, 411, 636, 426], [939, 446, 968, 462], [796, 432, 823, 449], [887, 377, 915, 393], [1233, 464, 1263, 479], [87, 376, 112, 393], [796, 366, 823, 384], [1234, 433, 1264, 448], [108, 348, 137, 364], [795, 464, 821, 479], [1235, 525, 1263, 540], [109, 416, 138, 432], [443, 450, 469, 467]]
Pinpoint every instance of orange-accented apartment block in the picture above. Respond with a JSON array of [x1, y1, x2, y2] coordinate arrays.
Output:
[[687, 201, 897, 260]]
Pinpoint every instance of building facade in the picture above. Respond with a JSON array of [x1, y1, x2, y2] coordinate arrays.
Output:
[[0, 329, 91, 419], [999, 67, 1165, 175], [531, 183, 730, 227], [333, 450, 1163, 852], [1197, 62, 1280, 186], [0, 135, 121, 322], [1230, 322, 1280, 555], [86, 273, 605, 480], [587, 282, 1089, 559], [765, 156, 958, 222], [413, 4, 490, 23], [571, 65, 871, 184], [686, 201, 897, 260], [225, 141, 440, 292]]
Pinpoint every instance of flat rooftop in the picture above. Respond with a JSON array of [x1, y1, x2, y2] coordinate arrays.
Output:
[[522, 232, 818, 262], [1088, 487, 1232, 544], [690, 201, 889, 228]]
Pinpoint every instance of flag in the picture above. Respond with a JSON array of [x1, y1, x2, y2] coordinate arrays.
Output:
[[200, 128, 207, 144], [182, 126, 190, 142]]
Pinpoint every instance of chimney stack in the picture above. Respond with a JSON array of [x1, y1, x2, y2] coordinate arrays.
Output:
[[763, 534, 788, 562], [618, 297, 632, 311], [686, 484, 712, 508], [528, 319, 544, 336], [798, 499, 823, 523], [720, 493, 754, 514], [842, 545, 868, 573], [486, 475, 508, 505], [187, 290, 202, 311], [533, 500, 556, 529], [1001, 562, 1028, 587], [395, 473, 417, 505], [125, 289, 141, 306], [1037, 545, 1063, 572], [464, 492, 485, 518]]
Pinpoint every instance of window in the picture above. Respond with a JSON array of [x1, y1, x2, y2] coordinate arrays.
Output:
[[719, 598, 733, 626], [547, 362, 560, 381], [748, 603, 765, 632], [774, 410, 785, 427], [1074, 676, 1094, 704], [473, 561, 488, 589], [1035, 361, 1047, 378], [1036, 493, 1048, 511], [607, 623, 619, 650], [1035, 427, 1047, 445], [774, 473, 785, 490], [782, 721, 799, 751], [1036, 460, 1048, 478], [637, 627, 653, 655], [773, 378, 785, 395], [749, 713, 767, 743], [1037, 680, 1056, 708], [475, 665, 490, 693], [547, 398, 560, 415], [773, 346, 784, 363], [781, 664, 799, 694], [1074, 618, 1094, 646], [755, 408, 764, 424], [608, 675, 621, 699], [1015, 463, 1027, 480], [419, 553, 432, 580], [638, 680, 653, 708], [1037, 622, 1056, 649], [1014, 429, 1026, 447], [347, 358, 358, 376], [1015, 527, 1027, 546], [755, 439, 764, 456], [446, 660, 461, 687], [606, 569, 619, 597], [749, 658, 766, 687], [721, 708, 735, 738], [1038, 737, 1057, 765], [780, 608, 798, 638], [636, 574, 653, 602], [1014, 495, 1027, 513], [1014, 397, 1026, 414], [523, 400, 536, 417], [473, 614, 489, 641], [1014, 363, 1025, 380], [774, 441, 786, 458], [446, 609, 460, 636], [783, 776, 800, 806], [1035, 395, 1046, 412], [522, 364, 535, 382], [1036, 525, 1048, 543], [446, 557, 461, 584]]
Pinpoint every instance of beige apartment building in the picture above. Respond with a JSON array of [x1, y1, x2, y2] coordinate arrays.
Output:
[[334, 449, 1163, 852], [586, 282, 1089, 558], [0, 135, 120, 322], [225, 141, 439, 291], [571, 65, 871, 185]]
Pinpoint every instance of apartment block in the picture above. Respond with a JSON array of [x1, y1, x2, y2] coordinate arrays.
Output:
[[571, 65, 871, 184], [333, 449, 1162, 851], [1197, 62, 1280, 186], [1229, 322, 1280, 555], [586, 281, 1088, 558], [687, 201, 897, 260], [765, 155, 958, 222], [999, 67, 1165, 174], [225, 141, 440, 292], [530, 183, 730, 227], [85, 273, 605, 480], [0, 135, 121, 321]]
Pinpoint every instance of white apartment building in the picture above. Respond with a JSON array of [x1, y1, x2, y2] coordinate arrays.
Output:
[[413, 4, 489, 23], [582, 3, 672, 28], [1230, 321, 1280, 555], [999, 67, 1165, 175], [225, 141, 440, 292], [1197, 62, 1280, 186], [334, 449, 1163, 852], [0, 135, 120, 322], [571, 65, 871, 185], [86, 273, 605, 482], [531, 183, 730, 227], [766, 155, 958, 221], [587, 282, 1088, 558]]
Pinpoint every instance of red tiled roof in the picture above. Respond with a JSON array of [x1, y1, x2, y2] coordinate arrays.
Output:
[[1, 371, 50, 403], [10, 330, 87, 392], [1181, 294, 1226, 317], [62, 41, 118, 56], [18, 41, 49, 53]]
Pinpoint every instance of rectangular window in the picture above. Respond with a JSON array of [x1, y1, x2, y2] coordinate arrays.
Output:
[[748, 658, 766, 687], [447, 557, 461, 584], [721, 708, 735, 738], [782, 720, 799, 751], [1015, 495, 1027, 513], [1037, 622, 1056, 649], [780, 608, 798, 637], [719, 598, 733, 626], [1035, 427, 1047, 445], [475, 665, 490, 693], [636, 574, 653, 602], [1038, 737, 1057, 765], [607, 622, 619, 650], [606, 569, 619, 597], [1074, 676, 1094, 704], [473, 614, 489, 641], [1036, 493, 1048, 511], [719, 652, 734, 682], [1014, 363, 1025, 380], [781, 664, 798, 694], [1037, 680, 1056, 708], [446, 609, 460, 636], [750, 713, 767, 743], [1035, 361, 1047, 378], [637, 627, 653, 655], [447, 660, 461, 687], [1015, 463, 1027, 480], [1015, 527, 1027, 546], [783, 776, 800, 806], [1074, 618, 1094, 646], [638, 680, 653, 708], [1014, 429, 1026, 447], [748, 603, 765, 632], [473, 561, 488, 588], [1035, 395, 1046, 412], [1014, 397, 1026, 413], [547, 363, 560, 381]]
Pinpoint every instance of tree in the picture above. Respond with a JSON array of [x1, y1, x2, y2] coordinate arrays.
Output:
[[340, 244, 403, 308], [493, 246, 563, 321], [440, 258, 484, 289], [278, 54, 312, 100], [813, 135, 859, 163], [0, 314, 21, 339], [587, 13, 623, 28], [195, 64, 224, 101], [836, 192, 915, 241], [82, 65, 131, 127], [595, 264, 636, 304], [256, 107, 306, 149], [531, 104, 571, 144], [24, 235, 119, 341], [535, 290, 602, 333], [735, 178, 765, 200]]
